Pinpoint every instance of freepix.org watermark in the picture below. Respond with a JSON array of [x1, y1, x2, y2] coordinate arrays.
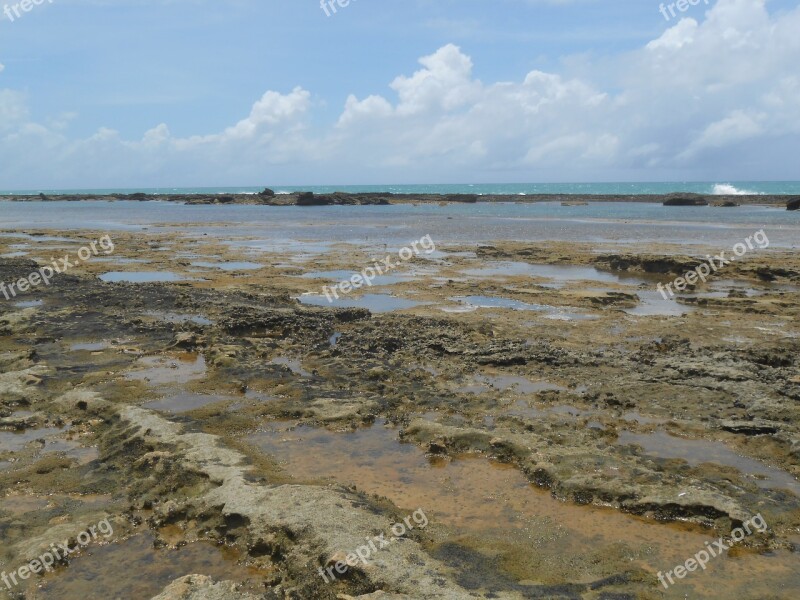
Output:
[[658, 513, 767, 589], [0, 234, 115, 301], [657, 230, 769, 300], [3, 0, 53, 23], [320, 0, 357, 17], [318, 508, 429, 583], [322, 235, 436, 303], [659, 0, 710, 22], [1, 518, 114, 591]]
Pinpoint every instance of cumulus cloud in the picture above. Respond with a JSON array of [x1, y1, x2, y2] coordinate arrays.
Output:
[[0, 0, 798, 186]]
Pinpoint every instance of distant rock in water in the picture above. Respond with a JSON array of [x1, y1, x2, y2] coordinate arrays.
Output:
[[294, 191, 390, 206], [296, 192, 333, 206], [562, 201, 588, 206], [444, 194, 478, 203], [663, 194, 708, 207], [259, 188, 275, 197], [788, 198, 800, 211], [713, 201, 739, 207]]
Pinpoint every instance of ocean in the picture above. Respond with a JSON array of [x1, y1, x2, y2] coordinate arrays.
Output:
[[1, 200, 798, 249], [2, 182, 800, 196]]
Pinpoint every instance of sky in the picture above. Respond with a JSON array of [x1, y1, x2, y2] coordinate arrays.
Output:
[[0, 0, 799, 188]]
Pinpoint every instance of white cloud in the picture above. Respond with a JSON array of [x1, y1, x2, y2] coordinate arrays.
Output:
[[646, 18, 698, 50], [0, 0, 799, 186]]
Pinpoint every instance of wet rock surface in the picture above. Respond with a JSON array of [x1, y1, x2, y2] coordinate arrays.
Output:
[[1, 229, 799, 599]]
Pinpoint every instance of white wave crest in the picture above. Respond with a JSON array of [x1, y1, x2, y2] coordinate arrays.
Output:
[[711, 184, 762, 196]]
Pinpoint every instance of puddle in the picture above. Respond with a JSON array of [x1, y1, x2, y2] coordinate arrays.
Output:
[[70, 341, 110, 351], [0, 233, 74, 242], [13, 299, 43, 309], [447, 296, 595, 320], [477, 374, 565, 394], [34, 531, 266, 599], [228, 239, 334, 260], [302, 270, 411, 286], [462, 262, 642, 287], [0, 251, 27, 258], [143, 311, 214, 326], [245, 389, 279, 402], [0, 495, 50, 516], [507, 400, 547, 418], [618, 431, 800, 494], [710, 279, 800, 294], [449, 296, 549, 312], [625, 290, 693, 316], [0, 427, 64, 453], [5, 410, 36, 420], [126, 354, 207, 386], [543, 309, 599, 321], [456, 382, 492, 395], [298, 293, 424, 313], [247, 420, 800, 596], [99, 271, 186, 283], [42, 438, 100, 465], [191, 261, 262, 271], [144, 393, 232, 414], [92, 257, 149, 264], [270, 357, 312, 377]]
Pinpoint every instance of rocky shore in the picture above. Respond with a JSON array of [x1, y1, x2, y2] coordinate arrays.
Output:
[[1, 225, 799, 599], [2, 190, 799, 207]]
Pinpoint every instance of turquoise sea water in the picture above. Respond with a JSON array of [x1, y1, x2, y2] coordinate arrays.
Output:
[[2, 182, 800, 196]]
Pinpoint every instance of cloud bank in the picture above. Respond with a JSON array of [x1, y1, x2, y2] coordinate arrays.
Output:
[[0, 0, 798, 187]]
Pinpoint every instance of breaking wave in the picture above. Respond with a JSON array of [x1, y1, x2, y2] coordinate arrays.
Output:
[[711, 184, 762, 195]]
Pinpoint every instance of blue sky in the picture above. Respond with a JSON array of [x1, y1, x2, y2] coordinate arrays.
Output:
[[1, 0, 799, 187]]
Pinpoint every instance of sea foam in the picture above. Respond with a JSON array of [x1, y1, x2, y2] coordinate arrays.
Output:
[[712, 184, 762, 195]]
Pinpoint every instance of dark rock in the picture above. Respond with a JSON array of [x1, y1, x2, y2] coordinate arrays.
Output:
[[296, 192, 333, 206], [713, 201, 739, 207], [788, 198, 800, 211], [749, 347, 794, 368], [428, 440, 448, 454], [444, 194, 479, 203], [720, 420, 779, 435], [128, 193, 148, 200], [259, 188, 276, 197], [216, 195, 235, 204], [595, 253, 703, 275], [663, 194, 708, 206]]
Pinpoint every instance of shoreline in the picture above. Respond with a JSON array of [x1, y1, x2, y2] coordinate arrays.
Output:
[[2, 191, 799, 207]]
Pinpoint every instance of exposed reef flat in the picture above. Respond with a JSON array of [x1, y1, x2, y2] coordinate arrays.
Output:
[[1, 224, 799, 599]]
